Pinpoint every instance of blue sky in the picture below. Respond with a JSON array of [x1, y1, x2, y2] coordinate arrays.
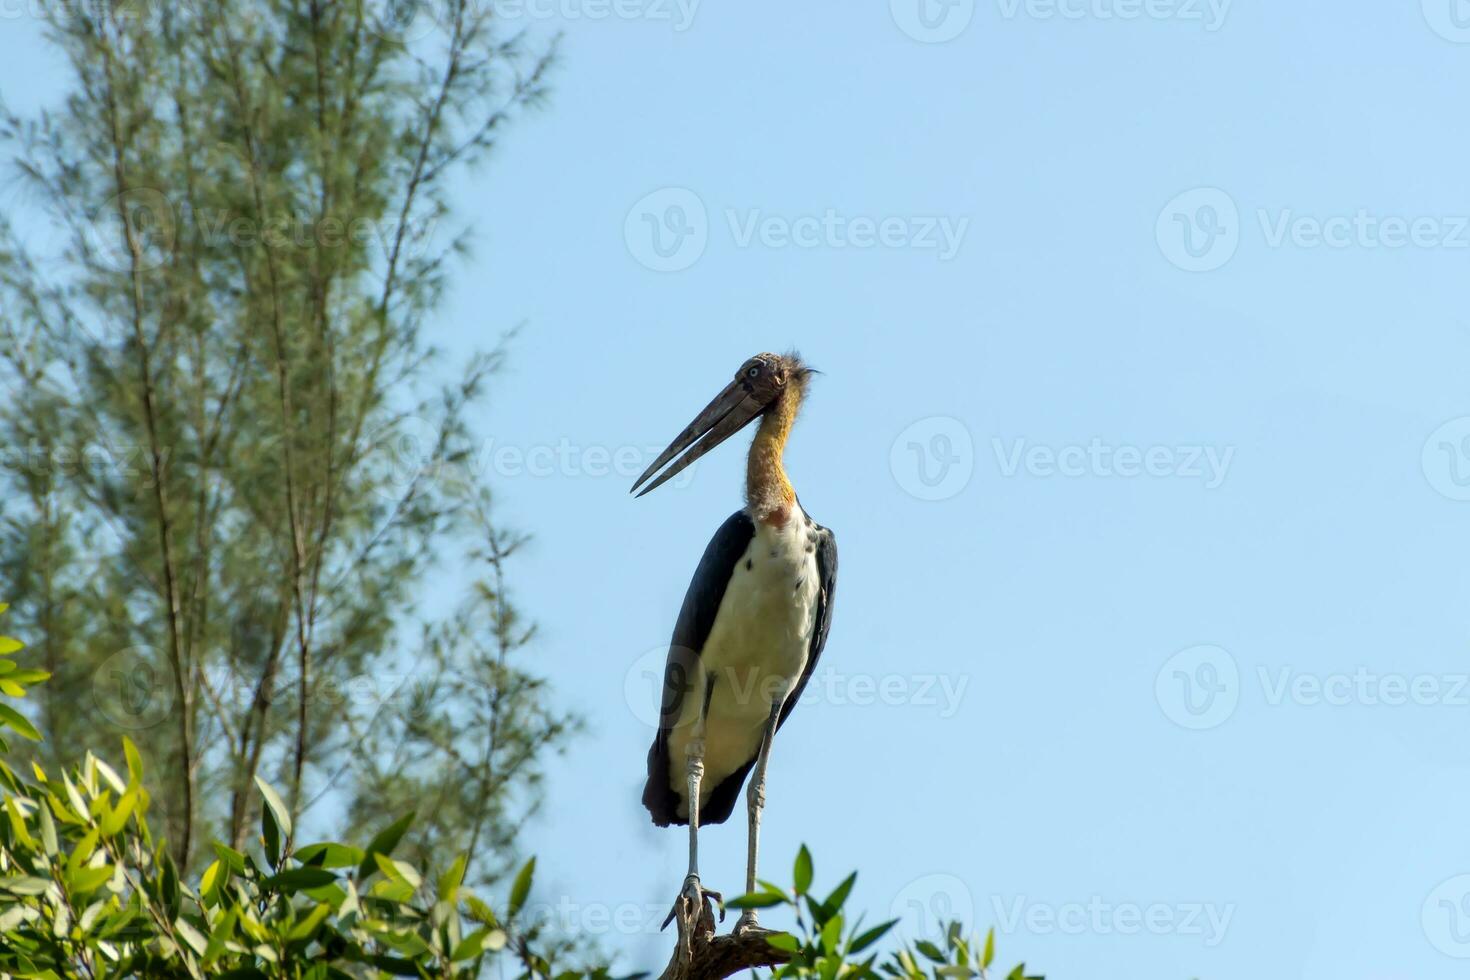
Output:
[[5, 2, 1470, 977]]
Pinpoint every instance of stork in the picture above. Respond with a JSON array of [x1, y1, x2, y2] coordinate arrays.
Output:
[[631, 351, 838, 935]]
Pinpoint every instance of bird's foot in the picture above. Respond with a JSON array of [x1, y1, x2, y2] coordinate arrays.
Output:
[[732, 908, 767, 936], [660, 874, 723, 932]]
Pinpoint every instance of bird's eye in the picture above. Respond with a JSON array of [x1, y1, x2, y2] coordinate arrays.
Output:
[[746, 366, 760, 378]]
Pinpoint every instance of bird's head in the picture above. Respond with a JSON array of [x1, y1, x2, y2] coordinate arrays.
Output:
[[631, 351, 817, 497]]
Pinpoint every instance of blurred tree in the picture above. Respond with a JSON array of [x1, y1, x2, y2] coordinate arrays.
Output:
[[0, 0, 570, 882]]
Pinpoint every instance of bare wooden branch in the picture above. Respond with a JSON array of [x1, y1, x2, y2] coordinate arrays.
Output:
[[659, 895, 791, 980]]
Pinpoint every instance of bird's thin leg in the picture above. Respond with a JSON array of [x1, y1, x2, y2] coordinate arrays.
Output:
[[684, 731, 705, 882], [663, 686, 722, 930], [734, 698, 783, 935]]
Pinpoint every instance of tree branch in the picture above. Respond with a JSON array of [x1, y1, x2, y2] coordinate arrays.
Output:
[[658, 899, 791, 980]]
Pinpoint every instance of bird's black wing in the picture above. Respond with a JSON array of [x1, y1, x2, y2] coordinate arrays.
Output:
[[698, 522, 837, 826], [642, 509, 755, 827], [777, 524, 837, 730]]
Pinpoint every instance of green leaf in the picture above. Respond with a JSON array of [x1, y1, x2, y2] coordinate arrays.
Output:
[[175, 917, 208, 955], [204, 906, 239, 964], [287, 902, 332, 940], [372, 878, 417, 903], [373, 852, 404, 881], [849, 919, 898, 954], [200, 860, 224, 901], [982, 927, 995, 969], [160, 851, 181, 915], [917, 940, 947, 963], [100, 789, 136, 836], [793, 845, 813, 895], [0, 636, 23, 655], [122, 736, 144, 787], [451, 925, 507, 960], [67, 864, 113, 895], [439, 853, 467, 902], [38, 802, 57, 857], [766, 932, 801, 952], [356, 811, 415, 879], [465, 894, 498, 926], [0, 703, 41, 741], [211, 842, 248, 874], [822, 871, 856, 913], [508, 856, 535, 916], [5, 797, 34, 847], [726, 890, 788, 910], [296, 842, 365, 869], [0, 875, 52, 895], [265, 867, 338, 891], [254, 775, 292, 863], [370, 954, 424, 976], [820, 913, 843, 953]]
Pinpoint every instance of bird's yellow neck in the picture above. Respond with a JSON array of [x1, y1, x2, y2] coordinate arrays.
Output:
[[746, 385, 803, 526]]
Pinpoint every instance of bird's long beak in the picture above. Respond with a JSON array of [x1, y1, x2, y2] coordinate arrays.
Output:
[[630, 379, 766, 497]]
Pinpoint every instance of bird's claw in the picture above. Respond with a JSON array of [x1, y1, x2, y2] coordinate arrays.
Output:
[[732, 909, 764, 935], [660, 874, 724, 931]]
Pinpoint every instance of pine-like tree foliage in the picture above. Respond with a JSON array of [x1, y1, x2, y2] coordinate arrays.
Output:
[[0, 0, 571, 882]]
